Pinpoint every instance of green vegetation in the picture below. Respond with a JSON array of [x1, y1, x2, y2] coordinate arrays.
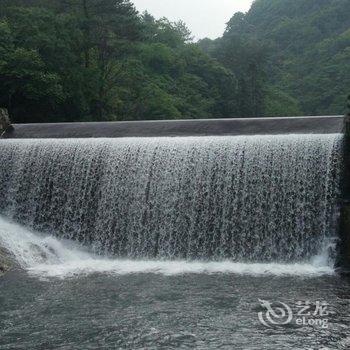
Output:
[[0, 0, 349, 122], [201, 0, 350, 117], [0, 0, 237, 122]]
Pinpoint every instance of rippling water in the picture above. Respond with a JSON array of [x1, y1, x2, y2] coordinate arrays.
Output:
[[1, 271, 350, 349], [1, 217, 350, 349]]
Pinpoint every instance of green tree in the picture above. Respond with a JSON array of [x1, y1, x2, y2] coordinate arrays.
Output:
[[0, 0, 238, 122], [221, 0, 350, 116], [0, 19, 63, 122]]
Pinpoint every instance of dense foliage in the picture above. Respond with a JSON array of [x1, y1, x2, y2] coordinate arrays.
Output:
[[201, 0, 350, 117], [0, 0, 349, 122], [0, 0, 238, 122]]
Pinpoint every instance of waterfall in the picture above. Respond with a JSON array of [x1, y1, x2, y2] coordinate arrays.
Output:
[[0, 216, 335, 277], [0, 134, 343, 263]]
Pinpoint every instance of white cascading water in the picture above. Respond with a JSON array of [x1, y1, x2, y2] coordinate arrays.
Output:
[[0, 134, 343, 277], [0, 215, 335, 278]]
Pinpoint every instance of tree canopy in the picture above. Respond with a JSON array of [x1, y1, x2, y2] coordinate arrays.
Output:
[[0, 0, 348, 122], [200, 0, 350, 117], [0, 0, 238, 122]]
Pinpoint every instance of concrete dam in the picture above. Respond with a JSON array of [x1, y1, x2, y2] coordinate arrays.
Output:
[[0, 115, 349, 271]]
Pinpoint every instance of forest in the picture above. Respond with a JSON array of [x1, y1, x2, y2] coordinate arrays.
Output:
[[0, 0, 349, 123]]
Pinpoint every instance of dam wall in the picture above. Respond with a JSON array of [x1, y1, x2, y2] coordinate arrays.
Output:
[[1, 115, 345, 138], [338, 116, 350, 271], [1, 115, 349, 270]]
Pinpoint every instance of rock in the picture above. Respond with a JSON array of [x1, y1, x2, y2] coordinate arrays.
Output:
[[0, 246, 14, 276], [340, 205, 350, 271], [337, 116, 350, 271], [29, 243, 50, 262], [0, 108, 13, 135]]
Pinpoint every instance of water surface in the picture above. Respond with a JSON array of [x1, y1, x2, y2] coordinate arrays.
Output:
[[1, 270, 350, 349], [1, 217, 349, 350]]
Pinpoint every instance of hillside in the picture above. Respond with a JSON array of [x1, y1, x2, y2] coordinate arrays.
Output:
[[0, 0, 349, 122], [201, 0, 350, 116]]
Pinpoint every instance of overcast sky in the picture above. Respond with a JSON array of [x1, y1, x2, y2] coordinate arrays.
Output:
[[132, 0, 254, 40]]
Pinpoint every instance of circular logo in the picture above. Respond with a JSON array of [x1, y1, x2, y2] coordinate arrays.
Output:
[[258, 299, 293, 327]]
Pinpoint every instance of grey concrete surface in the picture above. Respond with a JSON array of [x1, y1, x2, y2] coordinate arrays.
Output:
[[1, 116, 345, 139]]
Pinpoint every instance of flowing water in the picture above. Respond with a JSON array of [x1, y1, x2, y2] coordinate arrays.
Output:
[[0, 134, 349, 349], [0, 135, 343, 262]]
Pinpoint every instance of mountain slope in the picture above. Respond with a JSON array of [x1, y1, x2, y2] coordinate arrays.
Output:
[[204, 0, 350, 116]]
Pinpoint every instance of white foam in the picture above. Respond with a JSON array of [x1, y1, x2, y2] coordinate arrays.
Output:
[[29, 259, 335, 279], [0, 216, 335, 279]]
